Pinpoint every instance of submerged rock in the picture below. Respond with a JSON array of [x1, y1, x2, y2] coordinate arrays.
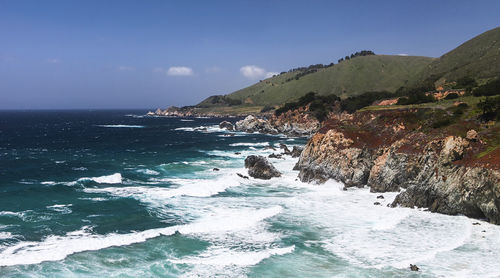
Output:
[[279, 143, 291, 154], [244, 155, 281, 179], [279, 144, 303, 157], [269, 153, 283, 159], [264, 146, 277, 151], [219, 120, 234, 131], [237, 173, 249, 179], [290, 146, 304, 157]]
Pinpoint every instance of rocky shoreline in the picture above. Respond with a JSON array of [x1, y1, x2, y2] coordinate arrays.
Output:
[[153, 107, 499, 224], [216, 109, 499, 225], [295, 110, 500, 224], [147, 106, 239, 118]]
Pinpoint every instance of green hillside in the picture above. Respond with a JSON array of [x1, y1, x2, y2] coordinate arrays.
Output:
[[223, 55, 433, 106], [415, 27, 500, 86], [194, 27, 500, 110]]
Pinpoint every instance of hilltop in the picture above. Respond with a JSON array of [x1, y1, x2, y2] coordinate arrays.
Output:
[[412, 27, 500, 88], [151, 27, 500, 116], [226, 55, 433, 106]]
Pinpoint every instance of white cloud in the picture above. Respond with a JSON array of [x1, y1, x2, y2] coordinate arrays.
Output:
[[265, 72, 279, 78], [118, 66, 135, 71], [205, 66, 221, 73], [240, 65, 278, 79], [240, 65, 267, 79], [47, 58, 61, 64], [167, 66, 193, 76], [396, 53, 409, 56]]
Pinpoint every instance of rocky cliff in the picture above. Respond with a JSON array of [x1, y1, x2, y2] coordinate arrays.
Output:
[[296, 109, 500, 224]]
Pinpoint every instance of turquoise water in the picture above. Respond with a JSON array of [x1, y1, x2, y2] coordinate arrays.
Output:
[[0, 110, 499, 277]]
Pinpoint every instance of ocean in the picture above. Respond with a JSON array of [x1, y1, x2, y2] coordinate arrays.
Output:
[[0, 110, 498, 277]]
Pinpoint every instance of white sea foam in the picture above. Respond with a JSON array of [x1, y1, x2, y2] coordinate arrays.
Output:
[[136, 169, 160, 176], [229, 142, 270, 147], [289, 182, 476, 270], [78, 197, 108, 202], [174, 125, 226, 133], [180, 119, 194, 122], [72, 167, 88, 171], [0, 206, 282, 266], [46, 204, 73, 214], [84, 174, 243, 205], [97, 125, 144, 128], [0, 232, 12, 240], [124, 114, 144, 118], [0, 211, 25, 219], [79, 173, 122, 184], [170, 245, 294, 266], [324, 215, 474, 270], [41, 181, 57, 185]]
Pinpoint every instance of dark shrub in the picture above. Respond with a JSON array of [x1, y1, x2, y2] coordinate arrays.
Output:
[[340, 91, 394, 113], [260, 105, 274, 113], [396, 92, 435, 105], [445, 93, 459, 100], [473, 79, 500, 97], [275, 92, 340, 122], [453, 76, 477, 90], [477, 96, 500, 121], [432, 118, 452, 128]]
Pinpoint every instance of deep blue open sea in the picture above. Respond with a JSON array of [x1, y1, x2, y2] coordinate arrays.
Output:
[[0, 110, 499, 277]]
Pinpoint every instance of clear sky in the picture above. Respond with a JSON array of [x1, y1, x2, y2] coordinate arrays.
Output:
[[1, 0, 499, 109]]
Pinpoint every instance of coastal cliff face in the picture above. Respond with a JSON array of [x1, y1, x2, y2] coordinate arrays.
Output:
[[296, 109, 500, 224]]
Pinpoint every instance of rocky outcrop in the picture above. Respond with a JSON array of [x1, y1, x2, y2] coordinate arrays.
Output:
[[297, 129, 372, 186], [219, 121, 234, 130], [235, 115, 278, 134], [235, 107, 320, 136], [147, 106, 242, 118], [279, 144, 303, 157], [245, 155, 281, 179], [268, 107, 320, 136], [296, 110, 500, 224]]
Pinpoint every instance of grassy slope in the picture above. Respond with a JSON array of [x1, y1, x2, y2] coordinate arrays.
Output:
[[225, 55, 433, 106], [414, 27, 500, 85], [362, 94, 499, 164], [194, 27, 500, 111]]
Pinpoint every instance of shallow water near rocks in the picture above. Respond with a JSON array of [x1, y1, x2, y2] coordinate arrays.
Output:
[[0, 110, 499, 277]]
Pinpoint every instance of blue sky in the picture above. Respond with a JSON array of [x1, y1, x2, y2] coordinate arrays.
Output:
[[1, 0, 499, 109]]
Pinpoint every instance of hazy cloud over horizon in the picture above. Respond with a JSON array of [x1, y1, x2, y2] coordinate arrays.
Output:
[[118, 66, 135, 71], [167, 66, 194, 76]]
